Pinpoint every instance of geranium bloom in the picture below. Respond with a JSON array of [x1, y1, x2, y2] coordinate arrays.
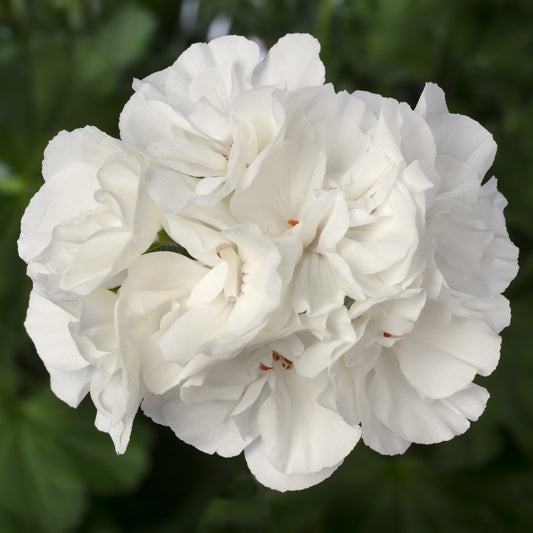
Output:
[[19, 126, 160, 297], [141, 310, 360, 491], [115, 223, 283, 383], [19, 126, 160, 451], [24, 288, 138, 453], [332, 83, 518, 455], [19, 34, 518, 492], [120, 33, 326, 201]]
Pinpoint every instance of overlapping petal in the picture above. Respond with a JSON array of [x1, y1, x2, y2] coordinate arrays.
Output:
[[19, 127, 160, 296]]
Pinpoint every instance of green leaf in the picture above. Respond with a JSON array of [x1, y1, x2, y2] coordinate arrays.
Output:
[[0, 395, 86, 533], [0, 387, 151, 532]]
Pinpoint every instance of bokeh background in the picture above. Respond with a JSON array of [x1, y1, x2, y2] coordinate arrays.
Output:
[[1, 0, 532, 531]]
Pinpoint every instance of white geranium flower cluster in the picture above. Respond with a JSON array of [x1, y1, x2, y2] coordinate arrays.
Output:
[[19, 34, 518, 491]]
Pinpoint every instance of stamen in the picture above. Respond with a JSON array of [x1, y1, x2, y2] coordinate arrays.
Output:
[[222, 142, 233, 162], [216, 244, 242, 303], [273, 351, 293, 369], [288, 219, 299, 227], [383, 332, 392, 338], [259, 351, 294, 372], [281, 359, 293, 370]]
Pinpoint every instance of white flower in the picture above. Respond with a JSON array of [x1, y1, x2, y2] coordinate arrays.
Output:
[[115, 223, 283, 391], [119, 33, 326, 201], [19, 33, 519, 492], [24, 288, 139, 453], [333, 83, 518, 455], [19, 126, 160, 297], [19, 126, 160, 452], [229, 89, 437, 321], [336, 293, 502, 454], [231, 139, 356, 316], [142, 315, 360, 492]]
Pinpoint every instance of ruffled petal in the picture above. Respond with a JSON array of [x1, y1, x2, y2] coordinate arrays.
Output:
[[257, 370, 360, 475], [368, 353, 489, 445], [25, 291, 90, 375], [245, 438, 342, 492], [142, 389, 250, 458], [252, 33, 325, 91], [396, 304, 501, 399]]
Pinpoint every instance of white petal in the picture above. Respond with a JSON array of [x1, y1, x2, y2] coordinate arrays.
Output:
[[175, 35, 259, 90], [368, 353, 488, 445], [140, 328, 185, 394], [161, 213, 227, 265], [119, 92, 180, 149], [187, 262, 228, 306], [307, 189, 349, 252], [42, 126, 122, 182], [356, 368, 411, 455], [220, 224, 283, 334], [351, 90, 384, 117], [257, 371, 360, 475], [293, 308, 356, 378], [398, 102, 437, 164], [78, 289, 117, 352], [230, 140, 326, 234], [24, 291, 97, 407], [158, 303, 228, 365], [252, 34, 325, 90], [341, 182, 420, 277], [147, 137, 228, 177], [245, 438, 342, 492], [446, 383, 489, 422], [95, 405, 136, 455], [25, 291, 89, 373], [120, 252, 207, 301], [396, 305, 501, 399], [292, 252, 346, 316], [414, 82, 448, 119], [60, 230, 132, 294], [142, 389, 249, 457], [19, 148, 101, 262], [424, 102, 497, 178], [361, 412, 411, 456], [49, 367, 93, 408]]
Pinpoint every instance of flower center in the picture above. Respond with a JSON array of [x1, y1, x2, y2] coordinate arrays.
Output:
[[221, 141, 233, 161], [216, 244, 242, 303], [260, 351, 293, 371]]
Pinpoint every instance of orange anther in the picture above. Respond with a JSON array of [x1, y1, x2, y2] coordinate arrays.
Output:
[[383, 332, 392, 338], [288, 219, 299, 227], [260, 363, 273, 371], [222, 143, 232, 161], [216, 252, 221, 258], [272, 351, 293, 369]]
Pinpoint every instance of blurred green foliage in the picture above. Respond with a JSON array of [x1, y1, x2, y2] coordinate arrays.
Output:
[[1, 0, 532, 531]]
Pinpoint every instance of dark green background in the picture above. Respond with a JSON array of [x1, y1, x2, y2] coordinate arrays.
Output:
[[1, 0, 532, 531]]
